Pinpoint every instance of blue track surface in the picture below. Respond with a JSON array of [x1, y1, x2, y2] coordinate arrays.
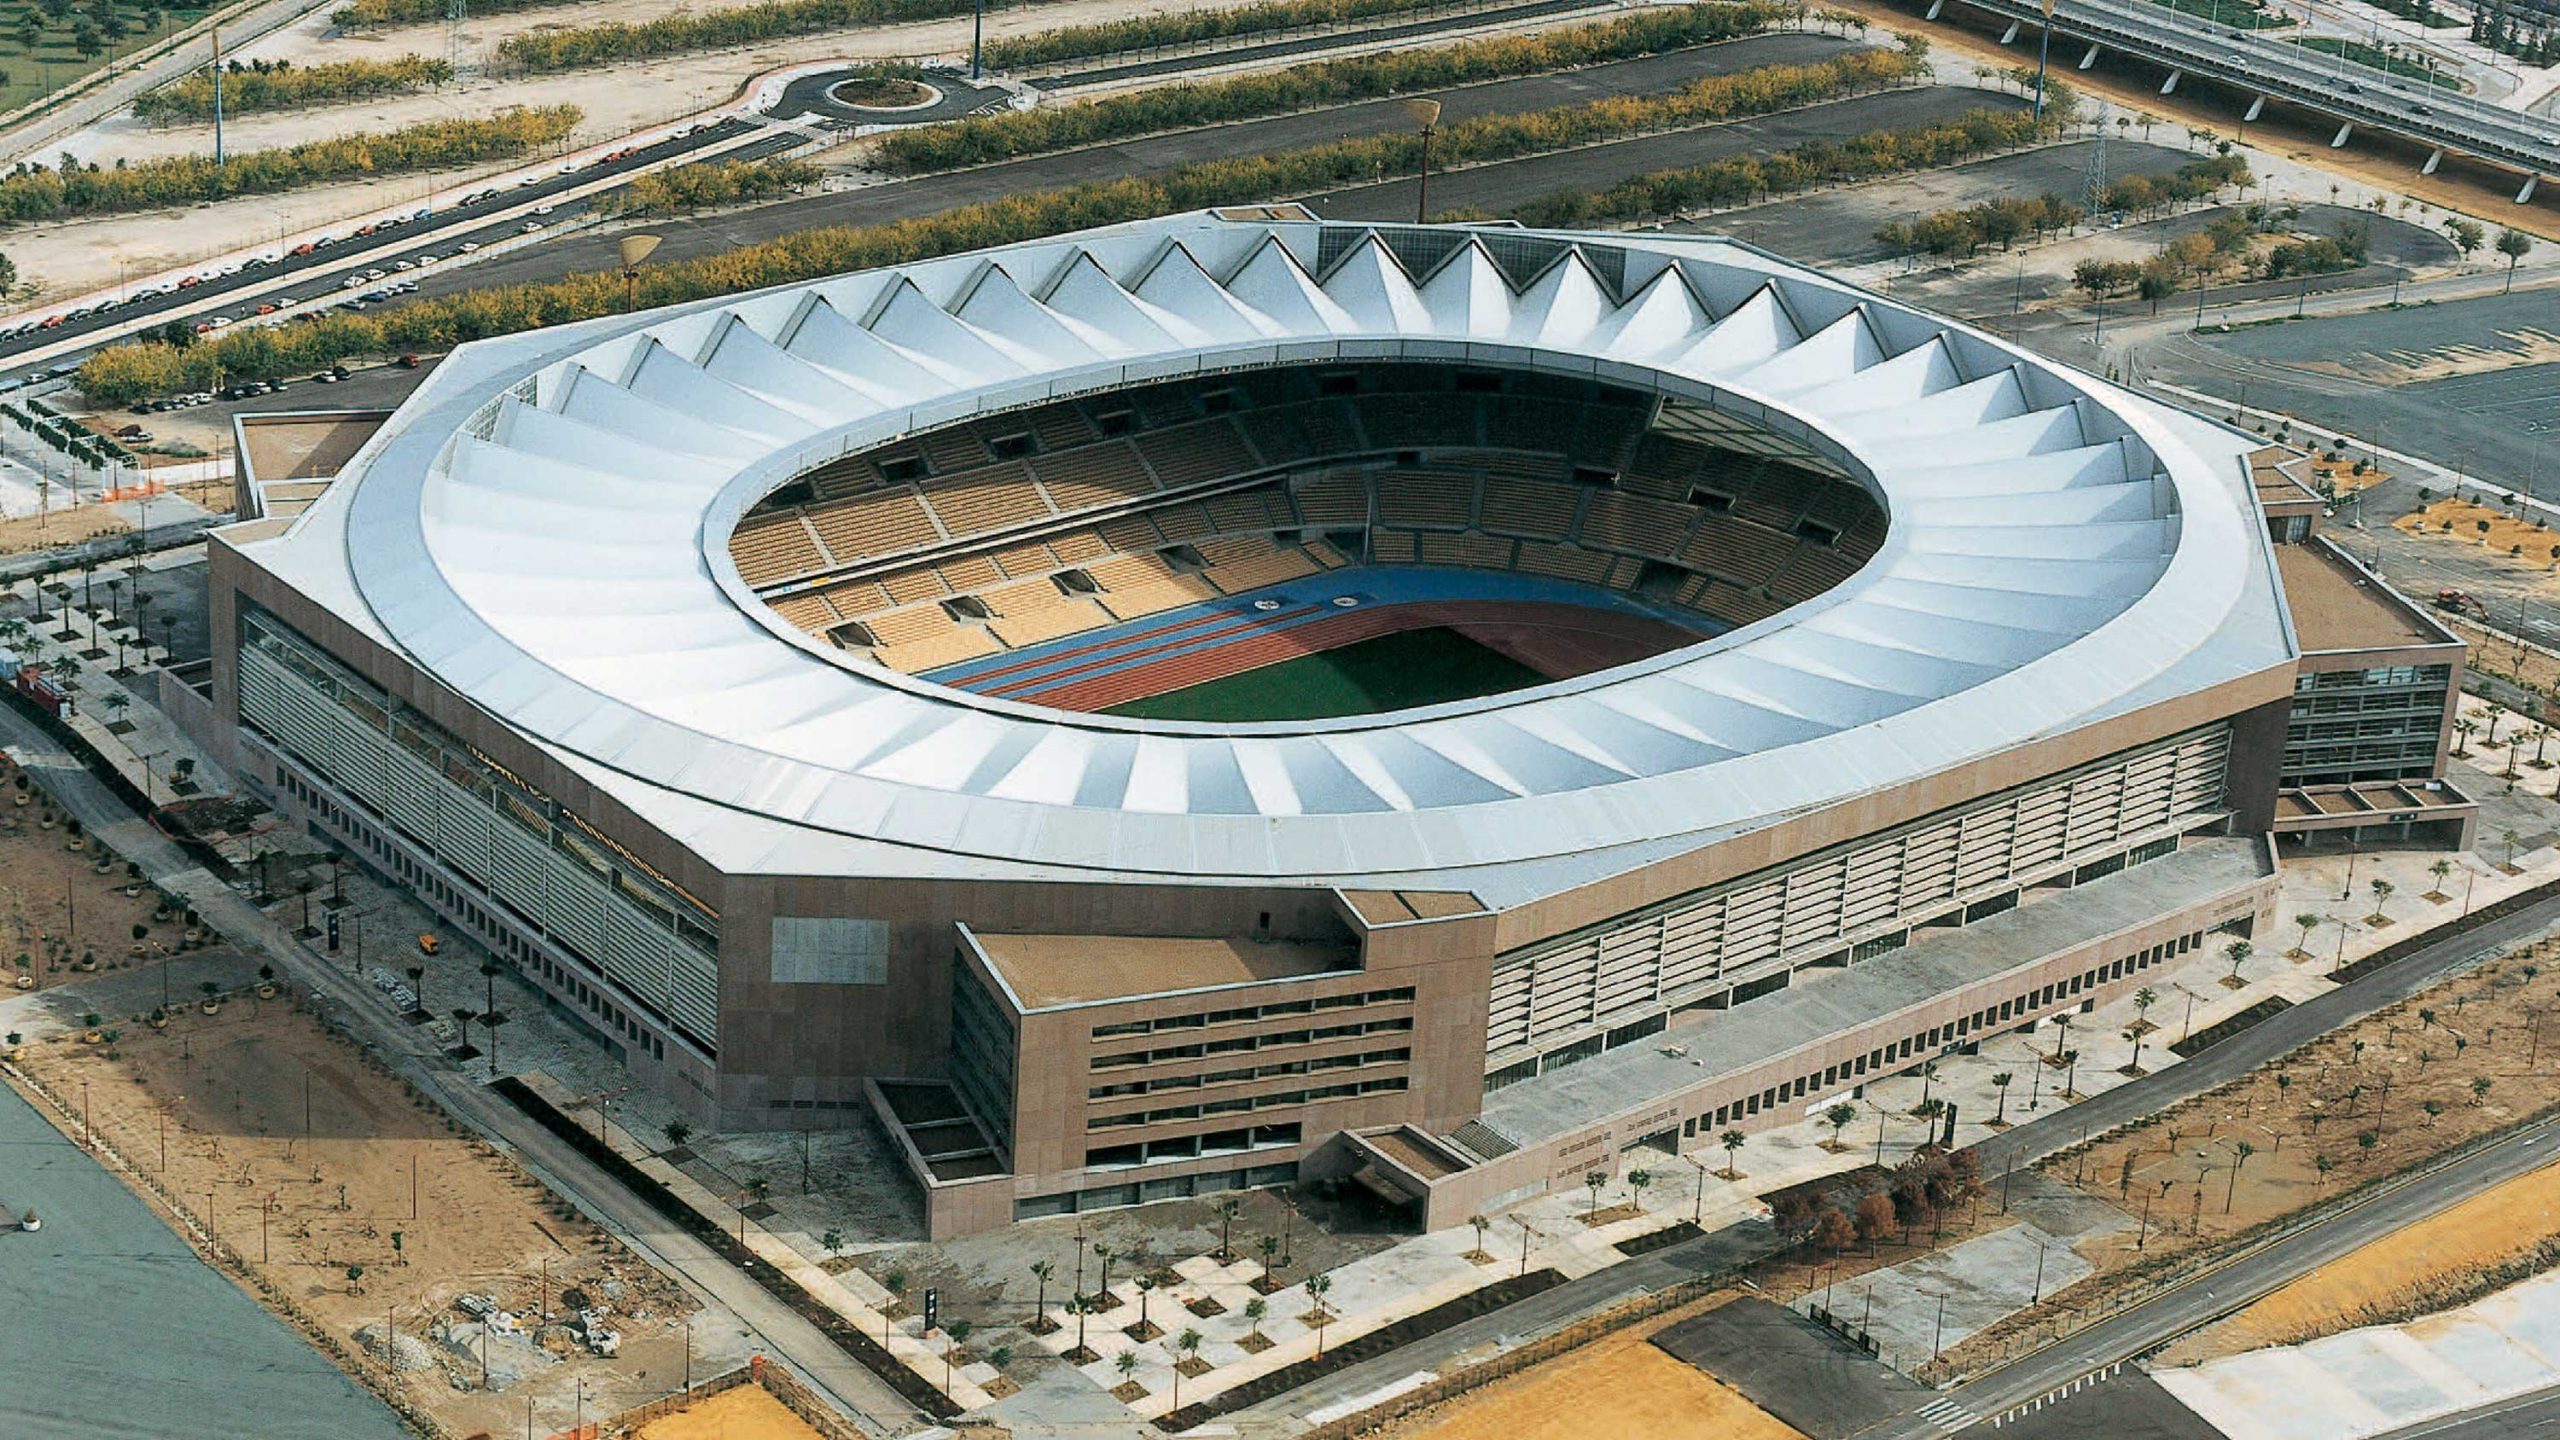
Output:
[[925, 565, 1710, 698]]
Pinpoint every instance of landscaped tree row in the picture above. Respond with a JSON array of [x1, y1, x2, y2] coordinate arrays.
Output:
[[134, 56, 455, 123], [881, 8, 1883, 173], [981, 0, 1505, 70], [497, 0, 1073, 71], [79, 73, 2009, 403], [0, 107, 579, 222], [595, 156, 822, 215], [334, 0, 582, 28], [1501, 104, 2055, 227], [1875, 193, 2087, 257]]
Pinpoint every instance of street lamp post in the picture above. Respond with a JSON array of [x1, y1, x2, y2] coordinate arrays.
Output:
[[1403, 99, 1441, 225], [2033, 0, 2059, 128]]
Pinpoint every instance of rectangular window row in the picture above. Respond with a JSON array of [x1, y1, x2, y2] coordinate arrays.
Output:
[[1089, 1046, 1408, 1099], [1089, 986, 1416, 1040], [1093, 1015, 1413, 1068], [1088, 1075, 1409, 1130], [1084, 1121, 1303, 1169]]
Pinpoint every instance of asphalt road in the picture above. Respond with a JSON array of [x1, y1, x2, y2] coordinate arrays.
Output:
[[2138, 285, 2560, 498], [775, 66, 1009, 124], [0, 117, 802, 375], [1308, 85, 2025, 221], [2376, 1382, 2560, 1438], [0, 706, 930, 1436], [1886, 1108, 2560, 1440], [286, 37, 1888, 315], [1043, 0, 1609, 88]]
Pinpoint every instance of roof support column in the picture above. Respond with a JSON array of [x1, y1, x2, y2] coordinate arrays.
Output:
[[2422, 148, 2442, 175], [2522, 174, 2542, 205], [2160, 69, 2180, 94], [2242, 95, 2264, 123], [2001, 18, 2021, 42], [2331, 122, 2353, 149], [1926, 0, 1943, 18], [2079, 42, 2101, 68]]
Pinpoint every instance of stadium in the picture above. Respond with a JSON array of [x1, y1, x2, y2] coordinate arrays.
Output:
[[193, 207, 2465, 1238]]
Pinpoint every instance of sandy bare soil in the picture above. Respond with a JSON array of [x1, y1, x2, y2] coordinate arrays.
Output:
[[636, 1383, 835, 1440], [2166, 1155, 2560, 1362], [2397, 496, 2560, 571], [1921, 942, 2560, 1377], [11, 990, 706, 1439], [0, 754, 172, 997], [1374, 1299, 1804, 1440]]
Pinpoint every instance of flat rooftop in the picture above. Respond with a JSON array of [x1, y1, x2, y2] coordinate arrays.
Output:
[[972, 932, 1356, 1009], [1341, 888, 1488, 925], [2249, 445, 2324, 511], [2275, 541, 2450, 654], [1482, 836, 2274, 1147], [237, 410, 391, 487]]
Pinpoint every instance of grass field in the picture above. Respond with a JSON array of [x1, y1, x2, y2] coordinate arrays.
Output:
[[1103, 625, 1547, 721], [0, 0, 211, 115]]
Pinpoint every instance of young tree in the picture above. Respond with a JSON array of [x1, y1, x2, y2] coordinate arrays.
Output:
[[1171, 1327, 1204, 1406], [2225, 939, 2253, 986], [1243, 1295, 1268, 1343], [1584, 1169, 1607, 1216], [1719, 1128, 1747, 1179], [2445, 217, 2486, 255], [2370, 877, 2396, 924], [2473, 1075, 2495, 1106], [821, 1227, 844, 1261], [1029, 1259, 1054, 1324], [2429, 858, 2454, 898], [2498, 227, 2535, 292], [1990, 1070, 2015, 1125], [1113, 1350, 1140, 1392], [1468, 1213, 1490, 1258], [1213, 1197, 1241, 1262], [1819, 1101, 1860, 1152], [1305, 1273, 1335, 1356], [2294, 911, 2321, 958], [2123, 1026, 2147, 1074], [1626, 1168, 1653, 1211], [661, 1119, 691, 1151]]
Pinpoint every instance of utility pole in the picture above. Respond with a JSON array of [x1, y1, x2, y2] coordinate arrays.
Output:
[[2033, 0, 2059, 127], [1404, 98, 1441, 225], [211, 25, 226, 168], [970, 0, 984, 79]]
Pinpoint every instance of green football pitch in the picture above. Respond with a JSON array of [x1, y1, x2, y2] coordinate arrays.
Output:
[[1103, 626, 1549, 722]]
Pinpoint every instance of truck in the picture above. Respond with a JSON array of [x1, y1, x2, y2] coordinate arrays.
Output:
[[2434, 589, 2489, 620]]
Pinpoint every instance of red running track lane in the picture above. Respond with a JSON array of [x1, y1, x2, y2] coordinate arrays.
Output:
[[1020, 601, 1708, 713]]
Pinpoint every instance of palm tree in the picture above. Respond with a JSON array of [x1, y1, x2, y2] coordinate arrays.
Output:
[[1916, 1060, 1939, 1110], [1990, 1071, 2015, 1125], [2226, 1140, 2255, 1212], [1029, 1260, 1054, 1325], [2293, 912, 2321, 959], [1113, 1350, 1140, 1393], [2059, 1048, 2081, 1099], [1133, 1274, 1159, 1335], [662, 1119, 691, 1151], [2455, 716, 2479, 757], [1825, 1102, 1858, 1151], [1213, 1198, 1241, 1262], [2123, 1025, 2147, 1075], [1719, 1128, 1746, 1180], [2133, 986, 2159, 1032], [1256, 1233, 1281, 1278], [1093, 1243, 1117, 1308]]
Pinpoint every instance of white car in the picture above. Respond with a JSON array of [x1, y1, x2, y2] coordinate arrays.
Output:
[[342, 275, 368, 289], [458, 241, 482, 253], [519, 221, 543, 234], [533, 204, 555, 216], [392, 259, 417, 271]]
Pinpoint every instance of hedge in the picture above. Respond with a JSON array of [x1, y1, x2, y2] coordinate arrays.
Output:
[[134, 56, 455, 124], [78, 91, 2039, 405], [0, 107, 580, 222], [880, 4, 1854, 173], [594, 156, 823, 216], [500, 0, 1076, 72], [983, 0, 1480, 70]]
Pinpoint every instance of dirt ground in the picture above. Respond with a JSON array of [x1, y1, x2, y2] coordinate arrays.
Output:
[[2164, 1154, 2560, 1362], [1930, 943, 2560, 1374], [635, 1383, 832, 1440], [0, 497, 132, 556], [2395, 497, 2560, 569], [1827, 0, 2560, 242], [9, 991, 704, 1439], [1376, 1301, 1805, 1440], [0, 754, 175, 997]]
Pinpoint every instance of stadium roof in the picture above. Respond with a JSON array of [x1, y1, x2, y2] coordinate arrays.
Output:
[[240, 212, 2295, 896]]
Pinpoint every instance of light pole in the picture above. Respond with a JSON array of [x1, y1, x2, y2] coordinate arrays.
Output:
[[1403, 98, 1441, 225], [2032, 0, 2058, 128]]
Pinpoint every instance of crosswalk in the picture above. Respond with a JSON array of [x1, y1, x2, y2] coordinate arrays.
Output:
[[1917, 1395, 1980, 1432]]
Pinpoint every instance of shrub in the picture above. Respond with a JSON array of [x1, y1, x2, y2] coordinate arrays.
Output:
[[986, 0, 1505, 69], [134, 56, 455, 124], [594, 156, 821, 216], [0, 107, 580, 222], [880, 22, 1902, 174]]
